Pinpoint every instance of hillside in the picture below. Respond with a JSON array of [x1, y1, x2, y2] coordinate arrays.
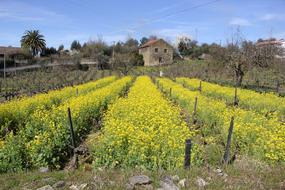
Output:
[[0, 75, 284, 190]]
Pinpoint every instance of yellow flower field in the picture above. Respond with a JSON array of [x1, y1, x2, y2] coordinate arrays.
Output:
[[157, 78, 285, 163], [91, 76, 197, 170], [0, 76, 116, 137], [0, 75, 284, 174], [0, 77, 132, 172], [176, 78, 285, 122]]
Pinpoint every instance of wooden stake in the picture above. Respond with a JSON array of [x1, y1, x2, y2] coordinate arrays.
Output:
[[276, 81, 280, 93], [193, 97, 198, 124], [199, 81, 202, 92], [234, 87, 238, 106], [68, 107, 76, 153], [223, 116, 234, 164], [184, 139, 192, 169]]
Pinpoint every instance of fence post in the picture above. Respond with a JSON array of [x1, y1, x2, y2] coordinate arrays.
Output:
[[199, 81, 202, 92], [169, 88, 172, 97], [276, 80, 280, 93], [67, 107, 76, 153], [234, 87, 238, 106], [193, 97, 198, 124], [223, 116, 234, 164], [184, 139, 192, 169], [76, 88, 78, 96]]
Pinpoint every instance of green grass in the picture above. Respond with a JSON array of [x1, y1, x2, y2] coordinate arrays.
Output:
[[1, 156, 284, 190]]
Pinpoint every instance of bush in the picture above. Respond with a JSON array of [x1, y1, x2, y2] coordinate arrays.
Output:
[[0, 133, 27, 173], [131, 53, 144, 66], [204, 144, 224, 165]]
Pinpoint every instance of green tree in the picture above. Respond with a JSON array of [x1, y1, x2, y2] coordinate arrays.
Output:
[[178, 37, 199, 57], [125, 38, 139, 49], [41, 47, 57, 56], [21, 30, 46, 57], [58, 44, 64, 51], [70, 40, 82, 51], [140, 37, 148, 46], [178, 39, 190, 56], [81, 38, 110, 69]]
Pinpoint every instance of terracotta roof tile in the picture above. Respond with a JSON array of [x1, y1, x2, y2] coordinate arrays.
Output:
[[139, 39, 160, 48]]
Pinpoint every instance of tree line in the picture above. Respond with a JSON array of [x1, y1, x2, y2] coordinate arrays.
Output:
[[177, 30, 283, 86], [19, 29, 284, 86]]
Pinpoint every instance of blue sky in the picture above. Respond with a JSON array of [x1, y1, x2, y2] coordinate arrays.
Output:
[[1, 0, 285, 49]]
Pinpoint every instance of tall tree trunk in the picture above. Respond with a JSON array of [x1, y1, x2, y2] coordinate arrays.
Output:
[[32, 48, 36, 57], [236, 73, 243, 87], [235, 65, 244, 87]]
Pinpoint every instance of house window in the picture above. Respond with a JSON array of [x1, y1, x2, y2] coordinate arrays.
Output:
[[159, 57, 163, 63], [164, 49, 168, 53], [154, 48, 158, 53]]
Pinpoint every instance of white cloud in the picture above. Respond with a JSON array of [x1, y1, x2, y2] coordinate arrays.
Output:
[[229, 18, 251, 26], [260, 13, 285, 21], [0, 1, 72, 23], [0, 11, 43, 21], [260, 14, 276, 21], [154, 28, 190, 38], [152, 26, 195, 45]]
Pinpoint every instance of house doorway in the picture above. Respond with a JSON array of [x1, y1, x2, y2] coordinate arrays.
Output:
[[159, 57, 163, 64]]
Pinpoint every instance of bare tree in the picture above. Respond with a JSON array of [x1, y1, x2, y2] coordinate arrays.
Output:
[[225, 28, 247, 86], [110, 37, 143, 75], [225, 28, 282, 86], [111, 53, 133, 75]]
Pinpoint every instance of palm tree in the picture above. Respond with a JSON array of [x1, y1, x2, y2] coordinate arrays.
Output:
[[21, 30, 46, 57]]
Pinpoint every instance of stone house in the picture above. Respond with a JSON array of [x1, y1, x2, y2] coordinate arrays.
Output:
[[139, 39, 173, 66], [0, 46, 22, 56], [0, 46, 23, 65], [256, 39, 285, 59]]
